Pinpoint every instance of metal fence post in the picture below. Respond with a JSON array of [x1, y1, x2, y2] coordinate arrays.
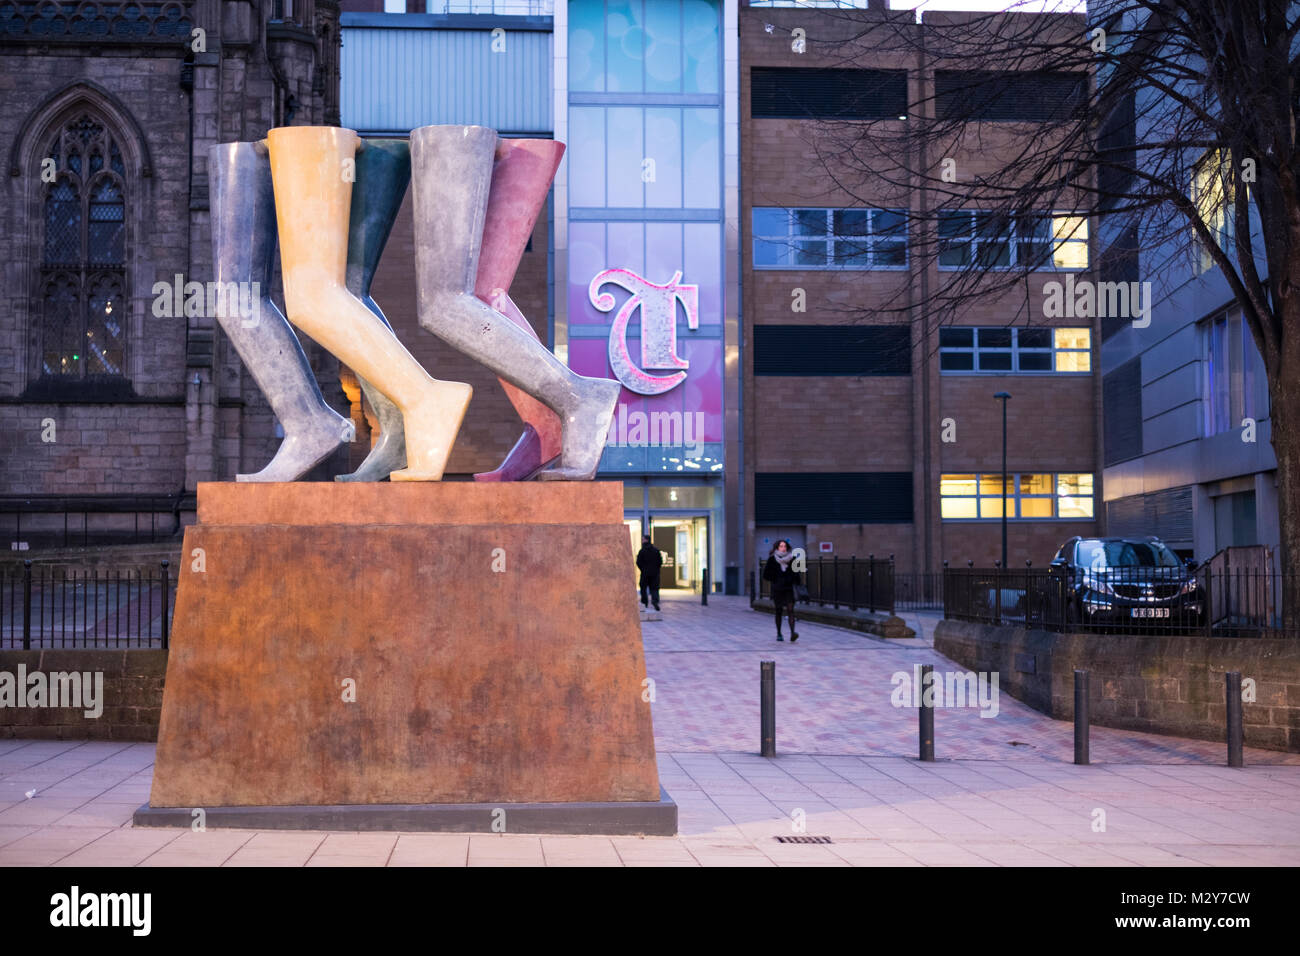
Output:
[[22, 560, 32, 651], [160, 559, 170, 650], [1074, 669, 1090, 765], [850, 555, 857, 611], [1204, 566, 1214, 638], [868, 553, 875, 612], [1226, 670, 1243, 768], [701, 566, 708, 606], [919, 663, 935, 761], [760, 660, 776, 758], [831, 554, 839, 609], [889, 554, 896, 615]]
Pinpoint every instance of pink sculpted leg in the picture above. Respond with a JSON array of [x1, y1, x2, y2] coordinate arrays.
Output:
[[472, 139, 566, 482]]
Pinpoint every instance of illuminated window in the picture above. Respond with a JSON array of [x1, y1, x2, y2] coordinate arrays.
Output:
[[1056, 473, 1095, 518], [1054, 328, 1091, 371], [939, 474, 978, 519], [940, 472, 1095, 520], [939, 327, 1090, 373], [939, 211, 1088, 270], [1019, 473, 1055, 517], [1050, 216, 1089, 269], [1192, 149, 1233, 274]]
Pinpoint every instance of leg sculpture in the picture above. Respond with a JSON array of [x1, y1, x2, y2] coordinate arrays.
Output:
[[266, 126, 472, 482], [337, 138, 412, 482], [472, 139, 566, 482], [410, 125, 619, 482], [208, 142, 354, 482]]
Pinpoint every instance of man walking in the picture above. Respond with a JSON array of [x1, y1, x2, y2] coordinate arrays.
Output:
[[636, 535, 662, 612]]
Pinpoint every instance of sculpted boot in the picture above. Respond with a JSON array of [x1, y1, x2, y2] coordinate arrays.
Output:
[[266, 126, 472, 482], [336, 139, 411, 482], [208, 141, 354, 482], [410, 125, 619, 481], [472, 139, 566, 482]]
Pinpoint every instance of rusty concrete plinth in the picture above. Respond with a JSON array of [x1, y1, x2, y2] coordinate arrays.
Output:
[[147, 482, 667, 825]]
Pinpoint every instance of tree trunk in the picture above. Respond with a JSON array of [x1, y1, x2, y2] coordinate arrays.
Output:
[[1269, 301, 1300, 634]]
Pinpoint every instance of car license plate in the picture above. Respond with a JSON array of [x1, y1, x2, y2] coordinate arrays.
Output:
[[1131, 607, 1170, 618]]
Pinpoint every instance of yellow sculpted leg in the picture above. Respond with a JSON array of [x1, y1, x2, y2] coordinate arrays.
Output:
[[265, 125, 471, 481]]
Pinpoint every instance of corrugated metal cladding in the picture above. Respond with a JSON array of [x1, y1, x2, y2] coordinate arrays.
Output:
[[755, 473, 915, 524], [1106, 486, 1194, 543], [753, 325, 911, 376], [341, 28, 552, 133], [1103, 356, 1142, 465], [750, 68, 907, 120]]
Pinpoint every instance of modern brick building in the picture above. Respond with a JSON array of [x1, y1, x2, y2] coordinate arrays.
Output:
[[740, 3, 1101, 577]]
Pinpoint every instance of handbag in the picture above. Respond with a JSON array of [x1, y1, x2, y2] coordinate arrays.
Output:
[[793, 583, 810, 602]]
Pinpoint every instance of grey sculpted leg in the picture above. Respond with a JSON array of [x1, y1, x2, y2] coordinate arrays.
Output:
[[208, 142, 353, 482], [409, 125, 619, 481]]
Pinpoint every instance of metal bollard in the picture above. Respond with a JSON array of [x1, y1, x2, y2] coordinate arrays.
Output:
[[701, 566, 708, 606], [919, 663, 934, 761], [761, 660, 776, 758], [1074, 669, 1090, 765], [1226, 670, 1243, 768]]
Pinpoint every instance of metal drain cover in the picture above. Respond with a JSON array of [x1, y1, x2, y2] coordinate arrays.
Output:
[[774, 835, 833, 844]]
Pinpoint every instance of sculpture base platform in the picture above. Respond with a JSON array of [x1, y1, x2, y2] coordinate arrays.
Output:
[[133, 788, 676, 836], [144, 481, 669, 833]]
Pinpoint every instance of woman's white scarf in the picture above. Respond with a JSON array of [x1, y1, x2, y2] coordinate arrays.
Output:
[[773, 549, 794, 571]]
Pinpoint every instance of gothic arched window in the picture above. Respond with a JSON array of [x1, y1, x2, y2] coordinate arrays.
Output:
[[39, 116, 127, 380]]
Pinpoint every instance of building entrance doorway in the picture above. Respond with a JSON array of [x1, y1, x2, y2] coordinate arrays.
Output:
[[648, 515, 709, 590]]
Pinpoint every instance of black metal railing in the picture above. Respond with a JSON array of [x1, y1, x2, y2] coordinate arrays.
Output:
[[0, 560, 175, 649], [2, 494, 185, 550], [757, 555, 895, 614], [944, 564, 1297, 638]]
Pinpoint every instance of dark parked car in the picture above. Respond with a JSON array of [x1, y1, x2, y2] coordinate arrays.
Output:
[[1048, 536, 1203, 629]]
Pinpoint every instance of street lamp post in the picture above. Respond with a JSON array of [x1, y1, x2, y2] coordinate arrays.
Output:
[[994, 391, 1012, 570]]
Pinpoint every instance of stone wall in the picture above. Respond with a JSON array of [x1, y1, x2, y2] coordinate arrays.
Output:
[[0, 649, 166, 741], [0, 3, 346, 509], [934, 619, 1300, 752]]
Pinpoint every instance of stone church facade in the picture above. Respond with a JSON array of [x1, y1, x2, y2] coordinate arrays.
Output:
[[0, 0, 346, 545]]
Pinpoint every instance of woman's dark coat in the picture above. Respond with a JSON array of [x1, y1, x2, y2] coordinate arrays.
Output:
[[763, 555, 798, 606]]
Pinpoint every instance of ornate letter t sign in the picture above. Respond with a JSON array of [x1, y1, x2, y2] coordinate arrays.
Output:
[[590, 269, 699, 396]]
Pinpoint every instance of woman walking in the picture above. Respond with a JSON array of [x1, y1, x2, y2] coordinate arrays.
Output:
[[763, 539, 800, 642]]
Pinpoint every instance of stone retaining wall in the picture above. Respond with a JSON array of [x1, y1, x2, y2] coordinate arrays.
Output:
[[934, 619, 1300, 752], [0, 649, 166, 741]]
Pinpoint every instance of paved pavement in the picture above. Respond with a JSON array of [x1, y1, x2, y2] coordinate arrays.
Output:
[[1, 591, 1298, 866]]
